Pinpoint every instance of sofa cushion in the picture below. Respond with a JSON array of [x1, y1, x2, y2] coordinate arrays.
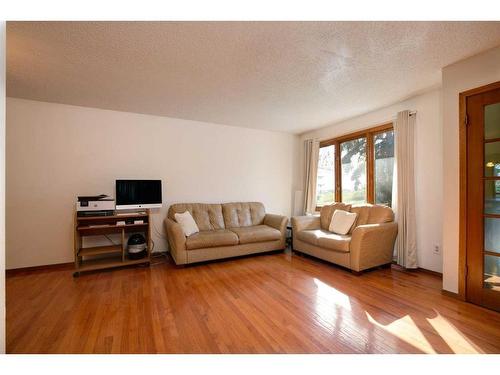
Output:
[[222, 202, 266, 228], [186, 229, 239, 250], [350, 205, 371, 226], [230, 225, 281, 244], [320, 203, 352, 230], [318, 233, 351, 252], [351, 204, 394, 227], [168, 203, 225, 231], [367, 205, 394, 224], [297, 229, 351, 252]]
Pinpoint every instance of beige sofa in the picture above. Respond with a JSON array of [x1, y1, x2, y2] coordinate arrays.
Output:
[[165, 202, 288, 265], [291, 203, 398, 274]]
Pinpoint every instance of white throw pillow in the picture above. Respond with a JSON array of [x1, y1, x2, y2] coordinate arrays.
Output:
[[174, 211, 199, 237], [329, 209, 358, 235]]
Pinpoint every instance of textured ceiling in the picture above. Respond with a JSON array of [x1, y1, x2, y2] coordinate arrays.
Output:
[[7, 21, 500, 134]]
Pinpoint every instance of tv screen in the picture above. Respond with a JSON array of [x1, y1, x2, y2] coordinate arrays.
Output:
[[116, 180, 162, 209]]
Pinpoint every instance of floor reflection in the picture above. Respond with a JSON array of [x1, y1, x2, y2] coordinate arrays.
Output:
[[312, 278, 351, 332]]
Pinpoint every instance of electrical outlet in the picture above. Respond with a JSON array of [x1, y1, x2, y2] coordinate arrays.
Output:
[[433, 244, 440, 254]]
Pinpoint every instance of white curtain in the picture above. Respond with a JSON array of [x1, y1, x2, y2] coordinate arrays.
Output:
[[393, 110, 418, 268], [303, 139, 320, 215]]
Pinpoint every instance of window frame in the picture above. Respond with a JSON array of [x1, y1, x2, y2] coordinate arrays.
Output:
[[316, 122, 393, 210]]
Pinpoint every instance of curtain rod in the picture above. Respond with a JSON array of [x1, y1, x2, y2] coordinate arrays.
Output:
[[392, 110, 417, 119], [398, 110, 417, 115]]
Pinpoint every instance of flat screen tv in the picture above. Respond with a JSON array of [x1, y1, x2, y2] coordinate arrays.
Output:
[[116, 180, 162, 210]]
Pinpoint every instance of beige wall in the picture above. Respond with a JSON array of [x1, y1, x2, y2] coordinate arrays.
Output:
[[6, 98, 299, 269], [442, 45, 500, 293], [299, 89, 443, 273]]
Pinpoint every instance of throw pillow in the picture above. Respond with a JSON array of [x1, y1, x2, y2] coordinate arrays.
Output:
[[174, 211, 199, 237], [320, 202, 352, 230], [329, 209, 358, 235]]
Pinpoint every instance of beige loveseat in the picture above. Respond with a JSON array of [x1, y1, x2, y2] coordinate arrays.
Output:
[[291, 203, 398, 274], [165, 202, 288, 265]]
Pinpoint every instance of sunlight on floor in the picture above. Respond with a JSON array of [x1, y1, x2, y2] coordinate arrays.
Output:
[[313, 278, 351, 311], [366, 312, 436, 353], [312, 278, 351, 332], [426, 310, 483, 354]]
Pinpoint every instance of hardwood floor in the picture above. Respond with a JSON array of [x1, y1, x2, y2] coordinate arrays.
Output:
[[6, 250, 500, 354]]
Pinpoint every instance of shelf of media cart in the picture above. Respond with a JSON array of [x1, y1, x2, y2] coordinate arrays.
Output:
[[77, 212, 149, 221], [78, 245, 122, 257], [77, 223, 149, 234], [73, 210, 152, 277], [77, 255, 150, 274]]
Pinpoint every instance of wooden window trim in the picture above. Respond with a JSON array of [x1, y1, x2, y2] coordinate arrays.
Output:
[[316, 122, 393, 211], [319, 123, 393, 148]]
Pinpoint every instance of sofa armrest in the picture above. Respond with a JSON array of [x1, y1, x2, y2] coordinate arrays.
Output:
[[350, 222, 398, 272], [291, 215, 321, 233], [264, 213, 288, 247], [264, 213, 288, 232], [164, 218, 188, 265]]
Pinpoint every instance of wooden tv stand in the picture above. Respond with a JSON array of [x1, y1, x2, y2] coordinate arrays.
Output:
[[73, 210, 152, 277]]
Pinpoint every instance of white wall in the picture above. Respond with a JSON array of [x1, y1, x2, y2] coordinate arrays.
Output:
[[299, 89, 443, 273], [442, 46, 500, 293], [6, 98, 298, 269]]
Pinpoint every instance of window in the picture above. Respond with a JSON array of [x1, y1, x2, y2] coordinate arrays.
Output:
[[316, 145, 335, 206], [374, 130, 395, 206], [315, 123, 394, 208], [341, 137, 367, 205]]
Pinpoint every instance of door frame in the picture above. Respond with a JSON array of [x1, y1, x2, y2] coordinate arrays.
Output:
[[459, 80, 500, 301]]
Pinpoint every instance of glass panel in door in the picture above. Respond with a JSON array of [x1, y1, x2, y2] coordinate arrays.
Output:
[[485, 102, 500, 139], [485, 218, 500, 254], [485, 141, 500, 177], [484, 255, 500, 291], [484, 180, 500, 214], [483, 102, 500, 294]]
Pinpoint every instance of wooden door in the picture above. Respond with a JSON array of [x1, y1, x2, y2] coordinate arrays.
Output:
[[466, 86, 500, 311]]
